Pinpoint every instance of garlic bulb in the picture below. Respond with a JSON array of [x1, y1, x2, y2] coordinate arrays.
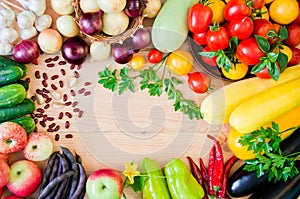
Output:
[[17, 10, 36, 29], [17, 0, 46, 16], [0, 42, 13, 55], [35, 14, 52, 32], [19, 26, 38, 40], [0, 28, 18, 44], [0, 8, 16, 28]]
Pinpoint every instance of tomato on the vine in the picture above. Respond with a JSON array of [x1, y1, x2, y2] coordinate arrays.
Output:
[[166, 50, 193, 76], [269, 0, 299, 25], [188, 3, 213, 33], [228, 15, 253, 40], [224, 0, 252, 21], [187, 71, 211, 93], [221, 62, 249, 80], [193, 31, 207, 46], [253, 18, 274, 40], [285, 23, 300, 47], [201, 45, 218, 66], [236, 37, 266, 66], [206, 26, 230, 51], [147, 49, 162, 64]]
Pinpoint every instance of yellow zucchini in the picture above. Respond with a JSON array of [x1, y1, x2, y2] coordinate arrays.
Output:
[[229, 78, 300, 134], [200, 65, 300, 125], [228, 105, 300, 160]]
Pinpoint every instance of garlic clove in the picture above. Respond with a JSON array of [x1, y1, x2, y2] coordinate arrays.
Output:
[[0, 28, 18, 44], [35, 14, 52, 32], [17, 10, 36, 29], [19, 26, 38, 40]]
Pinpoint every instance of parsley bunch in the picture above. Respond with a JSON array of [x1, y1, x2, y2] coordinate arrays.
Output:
[[239, 122, 300, 182], [98, 55, 202, 120]]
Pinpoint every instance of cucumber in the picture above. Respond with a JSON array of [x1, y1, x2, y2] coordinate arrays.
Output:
[[0, 56, 28, 78], [0, 83, 27, 107], [0, 98, 35, 122], [151, 0, 198, 52], [16, 79, 29, 91], [9, 116, 36, 134], [0, 65, 24, 85]]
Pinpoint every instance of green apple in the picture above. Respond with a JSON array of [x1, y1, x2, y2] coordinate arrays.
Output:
[[86, 168, 124, 199]]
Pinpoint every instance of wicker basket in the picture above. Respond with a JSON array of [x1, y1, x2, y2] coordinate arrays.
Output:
[[73, 0, 144, 44]]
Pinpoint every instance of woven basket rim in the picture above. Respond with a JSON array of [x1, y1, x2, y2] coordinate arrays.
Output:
[[73, 0, 144, 44]]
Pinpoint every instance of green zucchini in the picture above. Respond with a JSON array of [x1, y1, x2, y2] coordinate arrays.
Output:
[[9, 116, 36, 134], [151, 0, 198, 52], [0, 98, 35, 122], [0, 65, 24, 85], [0, 83, 27, 107], [0, 56, 28, 78]]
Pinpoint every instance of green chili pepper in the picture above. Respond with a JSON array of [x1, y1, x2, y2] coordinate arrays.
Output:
[[165, 158, 205, 199], [140, 158, 172, 199]]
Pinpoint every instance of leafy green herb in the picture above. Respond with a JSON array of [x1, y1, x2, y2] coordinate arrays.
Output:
[[98, 55, 203, 120], [239, 122, 300, 182]]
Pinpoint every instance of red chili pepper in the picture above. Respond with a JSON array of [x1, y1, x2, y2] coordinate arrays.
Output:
[[208, 144, 216, 196], [187, 156, 203, 185], [200, 157, 208, 182], [207, 135, 224, 194], [217, 155, 239, 198]]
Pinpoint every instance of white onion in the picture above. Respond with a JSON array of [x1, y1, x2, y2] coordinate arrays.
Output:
[[38, 29, 62, 54], [51, 0, 74, 15], [102, 11, 129, 36], [90, 41, 111, 61], [56, 15, 80, 37], [143, 0, 162, 18], [80, 0, 100, 13], [96, 0, 126, 13]]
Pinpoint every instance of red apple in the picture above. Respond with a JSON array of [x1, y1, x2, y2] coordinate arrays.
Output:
[[2, 196, 24, 199], [86, 168, 124, 199], [0, 160, 10, 188], [22, 132, 53, 162], [7, 160, 42, 197], [0, 122, 27, 154]]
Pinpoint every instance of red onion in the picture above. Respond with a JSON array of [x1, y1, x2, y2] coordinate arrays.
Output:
[[61, 37, 89, 65], [125, 0, 146, 18], [131, 28, 151, 49], [12, 40, 40, 64], [79, 12, 102, 35]]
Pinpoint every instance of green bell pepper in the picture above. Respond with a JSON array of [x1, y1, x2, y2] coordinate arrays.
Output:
[[140, 158, 172, 199], [165, 158, 205, 199]]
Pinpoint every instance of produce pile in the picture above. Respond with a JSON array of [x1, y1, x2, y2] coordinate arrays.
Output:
[[0, 0, 299, 198]]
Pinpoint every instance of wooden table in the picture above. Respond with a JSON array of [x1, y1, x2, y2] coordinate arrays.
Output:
[[2, 1, 270, 199]]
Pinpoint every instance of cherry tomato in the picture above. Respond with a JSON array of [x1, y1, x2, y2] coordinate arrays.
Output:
[[269, 0, 299, 25], [201, 45, 218, 66], [251, 6, 270, 21], [228, 15, 253, 40], [188, 3, 213, 33], [193, 31, 207, 46], [254, 63, 280, 79], [206, 26, 230, 51], [208, 0, 226, 24], [250, 0, 266, 9], [288, 46, 300, 66], [292, 2, 300, 24], [187, 71, 211, 93], [285, 23, 300, 47], [166, 50, 193, 76], [236, 37, 266, 66], [221, 62, 249, 80], [253, 18, 274, 39], [130, 54, 146, 71], [147, 49, 162, 64], [224, 0, 252, 21]]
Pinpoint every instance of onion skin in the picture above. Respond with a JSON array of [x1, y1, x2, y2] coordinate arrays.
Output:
[[12, 40, 40, 64], [79, 12, 102, 35], [61, 37, 89, 65]]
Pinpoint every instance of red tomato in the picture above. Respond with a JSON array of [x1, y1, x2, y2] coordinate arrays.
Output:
[[147, 49, 162, 64], [236, 37, 266, 66], [193, 31, 207, 46], [224, 0, 252, 21], [188, 3, 213, 33], [201, 45, 218, 66], [187, 71, 211, 93], [254, 64, 280, 79], [288, 46, 300, 66], [292, 2, 300, 24], [253, 19, 274, 39], [206, 26, 230, 51], [251, 0, 266, 10], [285, 23, 300, 47], [228, 16, 254, 40]]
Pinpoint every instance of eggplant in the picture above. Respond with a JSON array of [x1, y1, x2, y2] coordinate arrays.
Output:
[[249, 161, 300, 199], [227, 127, 300, 197]]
